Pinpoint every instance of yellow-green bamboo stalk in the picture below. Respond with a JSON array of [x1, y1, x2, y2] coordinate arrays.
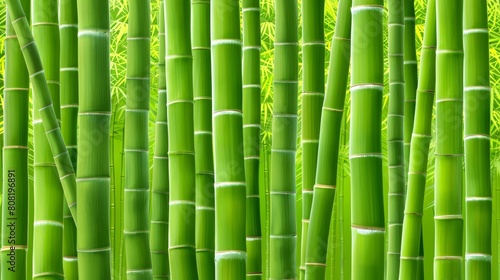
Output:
[[464, 0, 492, 278]]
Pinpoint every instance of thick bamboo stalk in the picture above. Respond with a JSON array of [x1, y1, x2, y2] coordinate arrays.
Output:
[[123, 0, 153, 278], [303, 0, 351, 278], [299, 0, 324, 277], [59, 0, 79, 277], [399, 0, 435, 278], [386, 0, 405, 278], [192, 0, 215, 279], [32, 1, 64, 277], [269, 0, 298, 278], [464, 0, 492, 278], [164, 0, 198, 278], [4, 0, 78, 226], [150, 1, 169, 278], [1, 4, 30, 279], [76, 0, 112, 278], [350, 1, 385, 279], [212, 0, 247, 278], [242, 0, 262, 279], [434, 0, 463, 278], [403, 0, 417, 179]]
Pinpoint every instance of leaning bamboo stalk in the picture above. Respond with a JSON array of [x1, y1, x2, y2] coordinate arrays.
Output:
[[1, 4, 30, 279], [399, 0, 435, 278], [192, 0, 215, 279], [350, 1, 385, 279], [3, 0, 78, 226], [269, 0, 298, 278], [434, 0, 464, 277], [32, 1, 64, 277], [242, 0, 262, 279], [150, 1, 169, 278], [59, 0, 79, 277], [299, 0, 325, 277], [304, 0, 351, 278], [123, 0, 153, 278], [212, 0, 247, 278], [164, 0, 198, 278], [76, 0, 112, 278], [464, 0, 492, 278], [386, 0, 405, 278]]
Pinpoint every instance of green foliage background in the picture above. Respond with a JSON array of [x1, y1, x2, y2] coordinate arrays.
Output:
[[0, 0, 499, 279]]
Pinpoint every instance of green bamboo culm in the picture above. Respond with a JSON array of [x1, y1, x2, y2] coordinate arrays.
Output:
[[60, 0, 79, 277], [192, 0, 215, 278], [299, 0, 325, 277], [3, 0, 78, 226], [398, 0, 435, 278], [242, 0, 262, 279], [350, 1, 385, 279], [304, 0, 351, 278], [434, 0, 464, 278], [269, 0, 298, 278], [123, 0, 153, 278], [386, 0, 405, 278], [403, 0, 417, 179], [212, 0, 247, 278], [463, 0, 492, 278], [164, 0, 198, 278], [76, 0, 112, 278], [123, 0, 153, 277], [150, 1, 169, 278], [32, 1, 65, 277], [1, 3, 30, 279]]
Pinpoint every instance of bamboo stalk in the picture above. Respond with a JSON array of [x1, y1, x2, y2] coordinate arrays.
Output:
[[299, 0, 325, 277], [242, 0, 262, 279], [269, 0, 298, 278], [59, 0, 79, 276], [350, 1, 385, 279], [123, 0, 153, 278], [434, 0, 464, 277], [76, 0, 112, 278], [386, 0, 405, 278], [399, 0, 436, 278], [304, 0, 351, 278], [164, 0, 198, 278], [32, 1, 64, 277], [150, 1, 169, 278], [192, 0, 215, 278], [464, 0, 492, 278], [1, 3, 30, 278], [211, 0, 247, 278]]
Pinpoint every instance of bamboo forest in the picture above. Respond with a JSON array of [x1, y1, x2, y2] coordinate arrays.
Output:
[[0, 0, 499, 279]]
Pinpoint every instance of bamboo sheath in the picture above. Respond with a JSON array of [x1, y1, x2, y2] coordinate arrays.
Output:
[[211, 0, 247, 278], [1, 2, 30, 278], [299, 0, 324, 277], [386, 0, 405, 278], [304, 0, 351, 278], [150, 1, 169, 278], [32, 1, 64, 277], [463, 0, 492, 278], [350, 1, 385, 279], [242, 0, 262, 279], [76, 0, 112, 278], [59, 0, 79, 277], [164, 0, 198, 278], [399, 0, 435, 278], [434, 0, 464, 278], [269, 0, 298, 278], [123, 0, 153, 278], [192, 0, 215, 278]]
